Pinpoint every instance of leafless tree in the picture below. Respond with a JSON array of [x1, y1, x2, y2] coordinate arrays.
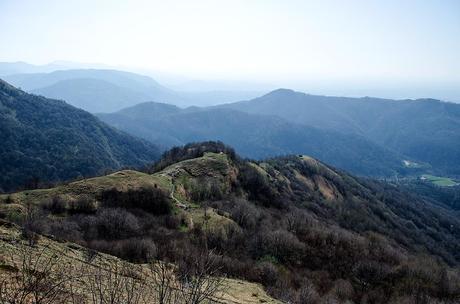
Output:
[[175, 249, 226, 304], [85, 259, 147, 304], [148, 259, 177, 304], [297, 281, 320, 304], [285, 208, 308, 234], [21, 202, 43, 246], [0, 241, 74, 304]]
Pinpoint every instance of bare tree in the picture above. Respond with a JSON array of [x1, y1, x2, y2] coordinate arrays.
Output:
[[21, 202, 43, 246], [297, 281, 320, 304], [0, 241, 73, 304], [148, 259, 177, 304], [85, 259, 147, 304], [175, 249, 226, 304]]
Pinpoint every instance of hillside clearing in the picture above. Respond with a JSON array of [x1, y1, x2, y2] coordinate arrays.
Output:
[[421, 174, 459, 187]]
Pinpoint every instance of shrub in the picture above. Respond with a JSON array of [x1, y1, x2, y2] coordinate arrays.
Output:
[[95, 208, 140, 240], [4, 195, 13, 204], [44, 195, 68, 214], [237, 163, 283, 208], [255, 261, 278, 286], [69, 195, 96, 214], [188, 178, 224, 202], [49, 219, 83, 242], [99, 188, 172, 215], [229, 199, 259, 229], [113, 238, 157, 262]]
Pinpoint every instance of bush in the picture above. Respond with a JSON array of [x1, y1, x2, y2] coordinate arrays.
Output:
[[99, 188, 172, 215], [188, 178, 224, 202], [69, 195, 96, 214], [237, 163, 283, 208], [4, 195, 13, 204], [49, 219, 83, 242], [255, 261, 278, 286], [250, 229, 304, 265], [113, 238, 157, 262], [44, 195, 68, 214], [95, 208, 140, 240]]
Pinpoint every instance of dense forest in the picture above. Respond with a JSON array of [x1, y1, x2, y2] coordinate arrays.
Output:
[[0, 79, 160, 192], [397, 179, 460, 211]]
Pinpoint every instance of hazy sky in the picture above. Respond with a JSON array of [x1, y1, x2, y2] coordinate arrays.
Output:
[[1, 0, 459, 100]]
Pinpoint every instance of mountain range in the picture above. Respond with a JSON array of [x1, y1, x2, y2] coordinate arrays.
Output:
[[5, 64, 458, 178], [2, 67, 264, 110], [97, 87, 460, 178], [1, 66, 459, 181], [97, 102, 410, 177], [222, 89, 460, 176]]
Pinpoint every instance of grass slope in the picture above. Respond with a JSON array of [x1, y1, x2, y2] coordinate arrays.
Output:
[[422, 174, 459, 187], [0, 221, 279, 304]]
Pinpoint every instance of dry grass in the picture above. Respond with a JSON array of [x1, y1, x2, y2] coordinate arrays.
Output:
[[0, 222, 278, 304]]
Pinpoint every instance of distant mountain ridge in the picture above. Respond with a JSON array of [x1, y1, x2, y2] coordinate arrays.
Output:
[[0, 61, 68, 76], [222, 89, 460, 176], [97, 101, 411, 177], [0, 79, 160, 192], [3, 68, 265, 111], [4, 63, 458, 178], [31, 78, 156, 113]]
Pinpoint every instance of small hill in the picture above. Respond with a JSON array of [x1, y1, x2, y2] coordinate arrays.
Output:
[[223, 89, 460, 176], [0, 79, 160, 192], [2, 142, 459, 303], [98, 102, 410, 177]]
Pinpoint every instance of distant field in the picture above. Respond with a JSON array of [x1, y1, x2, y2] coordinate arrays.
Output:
[[421, 174, 459, 187]]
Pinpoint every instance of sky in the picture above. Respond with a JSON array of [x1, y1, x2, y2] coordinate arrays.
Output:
[[0, 0, 459, 101]]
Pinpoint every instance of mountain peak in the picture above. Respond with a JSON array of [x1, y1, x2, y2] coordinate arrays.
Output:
[[265, 88, 298, 96]]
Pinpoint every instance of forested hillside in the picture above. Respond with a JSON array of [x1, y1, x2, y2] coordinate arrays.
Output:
[[2, 142, 459, 303], [0, 79, 160, 192], [98, 102, 411, 177], [224, 89, 460, 176]]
